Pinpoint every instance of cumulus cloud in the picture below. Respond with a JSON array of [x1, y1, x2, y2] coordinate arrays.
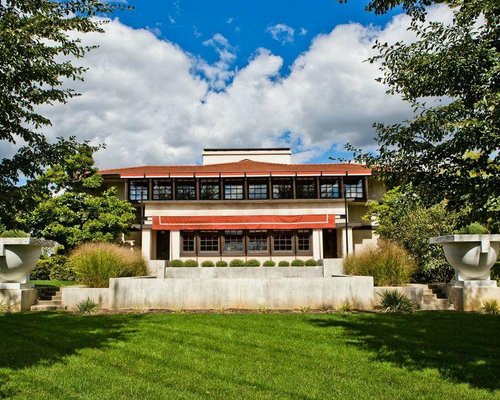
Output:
[[29, 5, 453, 168], [266, 23, 295, 44]]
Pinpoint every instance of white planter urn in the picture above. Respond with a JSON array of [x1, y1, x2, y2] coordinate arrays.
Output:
[[429, 234, 500, 286], [0, 238, 55, 286]]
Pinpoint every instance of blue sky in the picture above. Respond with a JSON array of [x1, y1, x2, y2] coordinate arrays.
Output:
[[21, 1, 450, 168], [116, 0, 399, 77]]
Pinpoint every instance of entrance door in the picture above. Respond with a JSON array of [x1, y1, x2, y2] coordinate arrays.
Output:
[[322, 229, 338, 258], [156, 231, 170, 260]]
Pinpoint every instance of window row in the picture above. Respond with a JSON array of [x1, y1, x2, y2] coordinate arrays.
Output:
[[180, 230, 312, 256], [129, 177, 365, 201]]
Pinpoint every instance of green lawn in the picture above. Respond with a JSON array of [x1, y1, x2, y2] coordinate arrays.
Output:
[[0, 312, 499, 399], [30, 280, 76, 287]]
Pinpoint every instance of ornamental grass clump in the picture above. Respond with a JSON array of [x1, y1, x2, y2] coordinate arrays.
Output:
[[343, 240, 416, 286], [69, 242, 149, 288], [379, 290, 415, 313]]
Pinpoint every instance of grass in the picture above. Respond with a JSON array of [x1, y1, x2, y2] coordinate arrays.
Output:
[[0, 312, 499, 399], [30, 280, 76, 287]]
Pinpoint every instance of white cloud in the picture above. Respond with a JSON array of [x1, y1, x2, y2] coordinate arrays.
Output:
[[266, 23, 295, 44], [30, 5, 454, 168], [299, 27, 308, 36]]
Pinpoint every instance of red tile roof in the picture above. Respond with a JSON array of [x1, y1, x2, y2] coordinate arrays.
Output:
[[99, 159, 371, 178]]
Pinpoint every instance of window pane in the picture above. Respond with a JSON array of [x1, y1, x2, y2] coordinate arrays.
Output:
[[200, 232, 219, 252], [345, 179, 364, 198], [181, 232, 195, 252], [297, 230, 311, 252], [152, 180, 172, 200], [248, 230, 268, 252], [129, 180, 149, 201], [224, 183, 243, 200], [176, 180, 196, 200], [296, 179, 316, 199], [272, 179, 292, 199], [273, 231, 293, 252], [200, 180, 220, 200], [224, 230, 244, 252], [248, 183, 267, 199], [320, 179, 340, 198]]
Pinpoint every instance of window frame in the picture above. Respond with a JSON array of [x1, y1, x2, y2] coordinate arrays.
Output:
[[175, 179, 196, 200], [128, 180, 149, 201], [272, 178, 293, 199], [152, 179, 172, 200], [200, 179, 220, 200], [320, 177, 340, 199], [223, 180, 244, 200]]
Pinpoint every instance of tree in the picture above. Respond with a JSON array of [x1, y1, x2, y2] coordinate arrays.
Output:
[[23, 141, 136, 251], [0, 0, 126, 229], [347, 0, 499, 230]]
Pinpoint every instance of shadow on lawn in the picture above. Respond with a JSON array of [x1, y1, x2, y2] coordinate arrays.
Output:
[[309, 312, 500, 391], [0, 312, 141, 396]]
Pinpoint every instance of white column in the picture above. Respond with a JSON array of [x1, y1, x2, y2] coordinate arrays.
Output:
[[141, 229, 153, 261], [341, 227, 354, 257], [170, 231, 180, 260], [312, 229, 323, 260]]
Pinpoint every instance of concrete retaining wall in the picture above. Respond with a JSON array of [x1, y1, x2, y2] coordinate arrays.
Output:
[[0, 288, 38, 312], [62, 287, 110, 311], [61, 275, 374, 310], [163, 266, 324, 279]]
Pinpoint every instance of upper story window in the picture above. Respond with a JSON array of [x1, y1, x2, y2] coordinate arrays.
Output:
[[272, 178, 293, 199], [320, 178, 340, 198], [248, 180, 268, 200], [345, 178, 364, 198], [200, 179, 220, 200], [176, 180, 196, 200], [296, 178, 316, 199], [129, 180, 148, 201], [152, 180, 172, 200], [224, 180, 244, 200]]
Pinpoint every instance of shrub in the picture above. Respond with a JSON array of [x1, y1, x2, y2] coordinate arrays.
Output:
[[291, 259, 305, 267], [216, 260, 228, 267], [77, 297, 99, 315], [263, 260, 275, 267], [170, 259, 184, 267], [343, 240, 416, 286], [456, 222, 490, 234], [184, 259, 198, 267], [201, 260, 215, 268], [482, 299, 499, 315], [379, 290, 414, 313], [0, 229, 30, 238], [278, 261, 290, 267], [305, 259, 318, 266], [245, 259, 260, 267], [414, 258, 454, 284], [30, 257, 52, 280], [229, 259, 245, 267], [50, 257, 77, 281], [68, 242, 149, 288]]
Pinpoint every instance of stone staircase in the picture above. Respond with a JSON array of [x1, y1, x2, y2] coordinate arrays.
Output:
[[420, 284, 455, 311], [31, 286, 65, 311]]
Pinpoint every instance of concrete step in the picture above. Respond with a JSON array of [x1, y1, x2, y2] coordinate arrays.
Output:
[[30, 304, 65, 311], [420, 303, 454, 311], [36, 300, 62, 305]]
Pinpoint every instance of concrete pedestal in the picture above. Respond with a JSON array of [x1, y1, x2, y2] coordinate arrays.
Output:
[[444, 282, 500, 312], [0, 287, 39, 312]]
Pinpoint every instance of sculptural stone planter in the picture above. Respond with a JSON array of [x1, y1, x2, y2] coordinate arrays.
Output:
[[430, 234, 500, 286]]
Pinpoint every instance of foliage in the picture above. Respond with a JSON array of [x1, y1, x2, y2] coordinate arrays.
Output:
[[343, 240, 416, 286], [0, 1, 127, 229], [50, 260, 78, 281], [456, 222, 490, 235], [0, 230, 29, 238], [378, 290, 415, 313], [348, 0, 500, 231], [291, 259, 305, 267], [278, 261, 290, 267], [263, 260, 276, 267], [183, 259, 198, 268], [201, 260, 215, 268], [77, 298, 99, 315], [216, 260, 228, 267], [24, 147, 136, 251], [30, 255, 76, 281], [305, 259, 318, 266], [30, 258, 51, 281], [229, 259, 245, 267], [367, 186, 458, 282], [69, 243, 149, 287], [338, 301, 352, 314], [170, 259, 184, 268], [245, 259, 261, 267], [482, 299, 499, 315]]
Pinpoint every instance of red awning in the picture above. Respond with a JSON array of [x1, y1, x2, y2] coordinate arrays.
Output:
[[152, 214, 335, 230]]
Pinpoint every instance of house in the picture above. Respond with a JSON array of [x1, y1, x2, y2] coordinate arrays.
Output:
[[99, 148, 384, 265]]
